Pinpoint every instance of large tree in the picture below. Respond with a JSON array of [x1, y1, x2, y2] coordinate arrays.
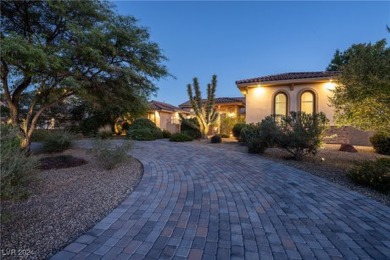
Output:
[[186, 75, 219, 138], [327, 39, 390, 133], [1, 0, 169, 148]]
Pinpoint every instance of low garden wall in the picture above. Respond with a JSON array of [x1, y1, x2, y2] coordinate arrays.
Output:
[[324, 126, 373, 146]]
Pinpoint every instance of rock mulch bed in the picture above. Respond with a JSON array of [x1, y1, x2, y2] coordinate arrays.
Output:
[[0, 148, 143, 259], [198, 139, 390, 206]]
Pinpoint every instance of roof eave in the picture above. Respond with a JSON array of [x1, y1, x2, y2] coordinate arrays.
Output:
[[236, 76, 334, 88]]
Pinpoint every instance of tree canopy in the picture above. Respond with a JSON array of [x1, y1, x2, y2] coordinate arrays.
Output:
[[1, 0, 169, 148], [327, 39, 390, 133]]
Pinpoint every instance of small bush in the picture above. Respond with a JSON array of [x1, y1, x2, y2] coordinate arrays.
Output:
[[277, 112, 328, 160], [180, 118, 201, 139], [370, 132, 390, 155], [127, 128, 156, 141], [154, 128, 164, 139], [220, 116, 244, 137], [126, 118, 163, 140], [42, 130, 73, 153], [240, 123, 268, 154], [210, 135, 222, 143], [98, 124, 113, 139], [233, 123, 246, 141], [170, 133, 193, 142], [31, 129, 50, 142], [129, 118, 158, 130], [1, 124, 38, 200], [347, 158, 390, 193], [162, 130, 172, 138], [90, 139, 132, 170]]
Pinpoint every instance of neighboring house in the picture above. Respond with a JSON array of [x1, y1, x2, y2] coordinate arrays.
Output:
[[178, 97, 246, 119], [236, 71, 372, 145], [179, 97, 246, 134], [148, 100, 190, 133]]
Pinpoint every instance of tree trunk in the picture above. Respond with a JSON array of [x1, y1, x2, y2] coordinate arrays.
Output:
[[202, 125, 209, 139], [20, 135, 31, 151], [8, 104, 19, 126]]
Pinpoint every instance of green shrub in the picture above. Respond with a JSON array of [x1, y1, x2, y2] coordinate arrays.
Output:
[[154, 128, 164, 139], [240, 123, 268, 154], [1, 124, 38, 200], [42, 130, 73, 153], [180, 118, 201, 139], [210, 135, 222, 143], [126, 118, 163, 140], [233, 123, 246, 141], [220, 116, 244, 137], [277, 112, 328, 160], [162, 130, 172, 138], [129, 118, 158, 130], [127, 128, 156, 141], [170, 133, 193, 142], [98, 124, 113, 139], [240, 113, 328, 159], [370, 132, 390, 155], [220, 133, 230, 138], [78, 111, 112, 137], [31, 129, 50, 142], [347, 158, 390, 193], [90, 139, 132, 170]]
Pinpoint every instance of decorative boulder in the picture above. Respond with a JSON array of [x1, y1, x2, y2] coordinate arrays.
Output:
[[339, 144, 358, 153]]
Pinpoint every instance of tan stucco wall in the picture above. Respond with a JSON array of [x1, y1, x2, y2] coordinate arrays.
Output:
[[148, 111, 180, 133], [245, 82, 335, 124]]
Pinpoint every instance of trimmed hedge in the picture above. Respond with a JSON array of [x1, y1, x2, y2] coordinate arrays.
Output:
[[347, 158, 390, 194], [210, 135, 222, 143], [169, 133, 193, 142], [232, 123, 246, 141], [126, 118, 163, 141], [370, 132, 390, 155]]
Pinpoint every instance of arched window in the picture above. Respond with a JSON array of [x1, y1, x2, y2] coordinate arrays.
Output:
[[300, 91, 315, 114], [274, 92, 288, 116]]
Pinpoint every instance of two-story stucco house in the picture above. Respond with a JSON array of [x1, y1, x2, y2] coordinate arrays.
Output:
[[236, 71, 372, 145]]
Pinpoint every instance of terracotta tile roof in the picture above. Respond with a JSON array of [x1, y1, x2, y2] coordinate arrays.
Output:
[[236, 71, 339, 84], [178, 97, 245, 108], [149, 100, 181, 112]]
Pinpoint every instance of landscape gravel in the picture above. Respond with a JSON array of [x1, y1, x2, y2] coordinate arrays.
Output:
[[0, 148, 143, 259]]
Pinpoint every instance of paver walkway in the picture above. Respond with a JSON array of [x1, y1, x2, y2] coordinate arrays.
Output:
[[53, 140, 390, 259]]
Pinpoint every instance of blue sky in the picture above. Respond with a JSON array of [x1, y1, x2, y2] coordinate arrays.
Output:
[[113, 1, 390, 106]]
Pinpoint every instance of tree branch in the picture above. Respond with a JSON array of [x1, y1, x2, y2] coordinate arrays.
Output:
[[27, 91, 74, 138]]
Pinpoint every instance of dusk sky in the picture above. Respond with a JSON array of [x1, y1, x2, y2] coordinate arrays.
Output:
[[113, 1, 390, 106]]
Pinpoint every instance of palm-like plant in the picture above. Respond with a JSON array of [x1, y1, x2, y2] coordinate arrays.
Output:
[[187, 75, 219, 138]]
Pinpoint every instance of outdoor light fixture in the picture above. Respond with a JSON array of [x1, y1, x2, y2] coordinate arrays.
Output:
[[254, 85, 265, 96], [325, 80, 336, 90]]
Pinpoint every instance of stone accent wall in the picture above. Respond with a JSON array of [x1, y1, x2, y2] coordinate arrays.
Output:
[[324, 126, 373, 146]]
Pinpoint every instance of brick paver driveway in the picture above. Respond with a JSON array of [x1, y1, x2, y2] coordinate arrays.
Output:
[[53, 140, 390, 259]]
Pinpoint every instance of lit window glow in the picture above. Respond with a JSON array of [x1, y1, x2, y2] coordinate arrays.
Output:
[[274, 93, 287, 116], [301, 91, 315, 114]]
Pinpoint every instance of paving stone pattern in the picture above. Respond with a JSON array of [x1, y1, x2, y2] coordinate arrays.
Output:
[[53, 140, 390, 259]]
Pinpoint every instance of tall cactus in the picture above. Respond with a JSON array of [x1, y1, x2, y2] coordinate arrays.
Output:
[[187, 75, 219, 138]]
